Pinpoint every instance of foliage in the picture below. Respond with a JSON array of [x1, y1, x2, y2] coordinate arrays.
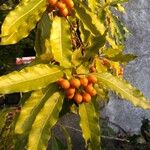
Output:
[[0, 0, 150, 149]]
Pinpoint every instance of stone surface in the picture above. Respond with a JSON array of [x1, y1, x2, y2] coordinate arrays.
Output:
[[103, 0, 150, 134]]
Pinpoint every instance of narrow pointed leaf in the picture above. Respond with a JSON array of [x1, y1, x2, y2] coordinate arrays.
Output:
[[95, 73, 150, 109], [51, 137, 66, 150], [35, 12, 52, 56], [106, 53, 137, 63], [15, 84, 58, 149], [0, 108, 10, 132], [60, 125, 72, 150], [85, 35, 106, 59], [0, 0, 47, 45], [88, 0, 99, 12], [79, 98, 101, 149], [50, 17, 72, 68], [0, 64, 63, 94], [74, 2, 105, 36], [28, 91, 64, 150]]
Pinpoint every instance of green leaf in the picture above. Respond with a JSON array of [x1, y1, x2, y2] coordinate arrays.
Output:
[[85, 35, 106, 59], [14, 84, 58, 149], [109, 0, 128, 6], [51, 137, 66, 150], [105, 53, 137, 63], [35, 12, 52, 57], [74, 2, 105, 36], [71, 48, 83, 67], [102, 45, 123, 58], [28, 91, 64, 150], [0, 108, 10, 132], [0, 64, 63, 94], [0, 0, 47, 45], [79, 98, 101, 149], [59, 125, 72, 150], [95, 73, 150, 110], [79, 21, 91, 46], [50, 16, 72, 68]]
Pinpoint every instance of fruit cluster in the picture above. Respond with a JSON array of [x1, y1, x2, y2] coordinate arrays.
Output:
[[57, 75, 97, 104], [48, 0, 74, 17]]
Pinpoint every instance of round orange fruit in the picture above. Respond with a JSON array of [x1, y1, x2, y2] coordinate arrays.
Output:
[[70, 78, 81, 88], [73, 93, 82, 104], [82, 92, 91, 103]]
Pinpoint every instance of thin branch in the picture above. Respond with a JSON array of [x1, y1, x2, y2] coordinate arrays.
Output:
[[57, 123, 129, 143]]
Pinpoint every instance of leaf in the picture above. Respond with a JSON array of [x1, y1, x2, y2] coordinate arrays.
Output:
[[94, 57, 107, 73], [51, 137, 66, 150], [85, 35, 106, 59], [0, 108, 10, 132], [0, 64, 63, 94], [0, 0, 47, 45], [105, 53, 137, 63], [60, 125, 72, 150], [71, 48, 83, 67], [35, 12, 52, 57], [102, 45, 123, 58], [27, 91, 64, 150], [79, 21, 91, 46], [50, 16, 72, 68], [88, 0, 99, 12], [109, 0, 128, 6], [79, 97, 101, 149], [115, 4, 126, 13], [14, 84, 58, 149], [95, 73, 150, 110], [74, 2, 105, 36]]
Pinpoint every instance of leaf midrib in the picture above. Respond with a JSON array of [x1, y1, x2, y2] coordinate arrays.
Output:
[[1, 69, 62, 89], [4, 0, 45, 33], [97, 73, 138, 101]]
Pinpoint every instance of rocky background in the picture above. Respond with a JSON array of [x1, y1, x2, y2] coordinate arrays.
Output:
[[103, 0, 150, 134]]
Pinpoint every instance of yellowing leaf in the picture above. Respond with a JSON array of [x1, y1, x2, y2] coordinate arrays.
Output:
[[95, 73, 150, 110], [79, 98, 101, 149], [0, 64, 63, 94], [28, 91, 64, 150], [75, 2, 105, 36], [50, 17, 72, 68], [1, 0, 47, 45]]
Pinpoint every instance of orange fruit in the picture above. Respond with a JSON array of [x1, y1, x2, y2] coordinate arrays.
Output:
[[48, 0, 58, 6], [80, 77, 88, 87], [66, 93, 74, 99], [87, 75, 97, 84], [85, 83, 94, 93], [59, 79, 70, 89], [66, 87, 75, 95], [57, 78, 64, 85], [56, 1, 66, 10], [82, 92, 91, 103], [89, 89, 97, 96], [61, 0, 74, 9], [90, 66, 96, 73], [60, 7, 69, 17], [73, 93, 82, 104], [70, 78, 81, 88]]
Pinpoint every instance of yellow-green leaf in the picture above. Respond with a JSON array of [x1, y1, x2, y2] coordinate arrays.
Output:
[[74, 2, 105, 36], [28, 91, 64, 150], [14, 84, 58, 149], [50, 17, 72, 68], [0, 0, 47, 45], [0, 64, 63, 94], [35, 12, 52, 57], [79, 98, 101, 149], [95, 73, 150, 109]]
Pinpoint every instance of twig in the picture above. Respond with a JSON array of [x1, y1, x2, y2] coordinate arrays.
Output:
[[57, 123, 129, 143]]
